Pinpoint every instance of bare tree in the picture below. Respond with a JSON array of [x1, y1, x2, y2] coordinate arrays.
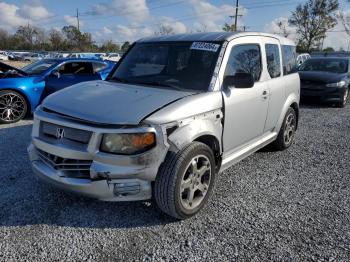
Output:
[[289, 0, 339, 52], [337, 11, 350, 36], [156, 25, 175, 36], [274, 18, 292, 37]]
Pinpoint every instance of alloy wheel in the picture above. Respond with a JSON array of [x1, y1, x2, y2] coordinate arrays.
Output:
[[283, 113, 296, 146], [180, 155, 212, 210], [0, 93, 26, 123]]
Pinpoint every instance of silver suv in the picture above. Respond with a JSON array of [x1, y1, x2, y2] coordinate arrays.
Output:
[[28, 32, 300, 219]]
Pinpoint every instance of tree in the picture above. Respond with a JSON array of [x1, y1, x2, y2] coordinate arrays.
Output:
[[0, 29, 9, 50], [49, 29, 65, 51], [289, 0, 339, 52], [100, 40, 120, 52], [62, 25, 93, 51], [14, 25, 41, 49], [121, 41, 130, 52], [156, 25, 174, 35], [337, 11, 350, 38], [323, 47, 335, 51], [274, 18, 293, 37], [222, 23, 235, 32]]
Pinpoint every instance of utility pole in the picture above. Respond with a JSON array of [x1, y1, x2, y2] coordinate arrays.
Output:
[[76, 8, 80, 31], [234, 0, 239, 31]]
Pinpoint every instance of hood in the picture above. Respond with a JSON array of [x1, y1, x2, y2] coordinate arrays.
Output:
[[43, 80, 196, 125], [0, 61, 27, 76], [298, 71, 345, 83]]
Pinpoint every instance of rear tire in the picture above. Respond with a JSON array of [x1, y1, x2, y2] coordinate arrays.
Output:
[[270, 107, 297, 151], [154, 142, 216, 220], [0, 90, 28, 124]]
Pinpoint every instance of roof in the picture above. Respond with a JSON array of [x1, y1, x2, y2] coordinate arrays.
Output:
[[138, 31, 295, 45], [42, 58, 108, 63]]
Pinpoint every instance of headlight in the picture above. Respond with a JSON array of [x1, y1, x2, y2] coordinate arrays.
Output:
[[100, 133, 156, 155], [326, 81, 346, 88]]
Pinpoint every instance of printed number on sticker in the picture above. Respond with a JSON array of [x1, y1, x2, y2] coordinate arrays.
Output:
[[191, 42, 220, 52]]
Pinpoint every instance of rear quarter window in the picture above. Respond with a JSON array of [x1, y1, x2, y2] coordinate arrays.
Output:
[[282, 45, 297, 75]]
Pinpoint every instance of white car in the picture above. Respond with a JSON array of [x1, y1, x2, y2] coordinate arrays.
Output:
[[297, 53, 311, 66], [102, 53, 122, 62], [0, 52, 8, 61]]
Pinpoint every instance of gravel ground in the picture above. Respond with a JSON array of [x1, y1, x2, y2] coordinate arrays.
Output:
[[0, 103, 349, 261]]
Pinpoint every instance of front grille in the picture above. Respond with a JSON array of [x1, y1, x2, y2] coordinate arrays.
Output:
[[40, 121, 92, 145], [37, 149, 92, 179]]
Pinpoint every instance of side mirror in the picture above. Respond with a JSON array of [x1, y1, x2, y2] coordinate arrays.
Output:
[[223, 72, 255, 89], [50, 70, 60, 78]]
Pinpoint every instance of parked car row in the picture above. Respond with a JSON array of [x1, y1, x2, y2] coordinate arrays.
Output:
[[0, 51, 124, 62]]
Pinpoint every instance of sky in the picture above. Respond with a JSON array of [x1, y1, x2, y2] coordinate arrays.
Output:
[[1, 0, 350, 49]]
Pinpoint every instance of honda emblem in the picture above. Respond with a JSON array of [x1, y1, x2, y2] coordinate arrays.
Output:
[[56, 128, 65, 139]]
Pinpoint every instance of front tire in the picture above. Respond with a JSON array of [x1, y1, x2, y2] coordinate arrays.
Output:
[[270, 107, 297, 151], [154, 142, 216, 219], [0, 90, 28, 124], [338, 88, 348, 108]]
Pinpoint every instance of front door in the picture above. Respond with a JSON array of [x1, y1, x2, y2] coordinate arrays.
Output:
[[221, 36, 270, 154]]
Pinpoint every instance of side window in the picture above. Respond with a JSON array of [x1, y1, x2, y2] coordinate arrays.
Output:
[[265, 44, 281, 78], [93, 62, 107, 73], [58, 62, 94, 75], [225, 44, 262, 82], [282, 45, 297, 75]]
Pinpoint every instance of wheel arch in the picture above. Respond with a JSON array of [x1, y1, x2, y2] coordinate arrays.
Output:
[[166, 116, 223, 171], [275, 94, 299, 134], [194, 134, 222, 170]]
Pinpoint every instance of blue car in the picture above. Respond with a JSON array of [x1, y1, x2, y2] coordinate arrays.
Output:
[[0, 58, 115, 123]]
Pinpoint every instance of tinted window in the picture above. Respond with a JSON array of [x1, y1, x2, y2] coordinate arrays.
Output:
[[265, 44, 281, 78], [282, 45, 297, 75], [225, 44, 262, 81], [299, 59, 348, 74], [58, 62, 94, 75], [111, 42, 222, 91]]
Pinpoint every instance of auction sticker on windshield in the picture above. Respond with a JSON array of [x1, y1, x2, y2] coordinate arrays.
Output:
[[190, 42, 220, 52]]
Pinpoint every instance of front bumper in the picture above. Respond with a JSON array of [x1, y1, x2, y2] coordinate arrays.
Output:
[[27, 108, 169, 202], [300, 85, 345, 103], [28, 144, 152, 201]]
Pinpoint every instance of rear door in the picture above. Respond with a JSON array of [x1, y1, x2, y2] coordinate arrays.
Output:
[[45, 61, 101, 95], [262, 37, 286, 132]]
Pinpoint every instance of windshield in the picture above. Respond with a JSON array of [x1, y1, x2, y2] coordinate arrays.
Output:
[[22, 60, 58, 75], [299, 59, 348, 74], [110, 41, 222, 91]]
